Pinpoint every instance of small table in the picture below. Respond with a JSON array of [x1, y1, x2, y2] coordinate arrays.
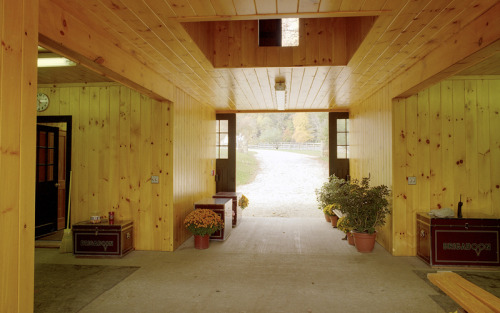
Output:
[[73, 220, 134, 258], [194, 198, 232, 241], [212, 192, 243, 227]]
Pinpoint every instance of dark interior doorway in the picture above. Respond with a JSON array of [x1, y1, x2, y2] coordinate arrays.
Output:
[[36, 115, 72, 238]]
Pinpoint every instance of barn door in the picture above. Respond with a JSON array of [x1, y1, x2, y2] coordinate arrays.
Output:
[[35, 125, 59, 237], [329, 112, 350, 180], [215, 114, 236, 192]]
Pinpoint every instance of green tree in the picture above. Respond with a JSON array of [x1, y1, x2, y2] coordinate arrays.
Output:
[[292, 113, 313, 143]]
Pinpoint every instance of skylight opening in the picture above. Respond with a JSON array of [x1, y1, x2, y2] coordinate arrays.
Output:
[[282, 18, 299, 47]]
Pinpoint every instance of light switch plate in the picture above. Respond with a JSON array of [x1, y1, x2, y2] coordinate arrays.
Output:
[[408, 176, 417, 185], [151, 175, 159, 184]]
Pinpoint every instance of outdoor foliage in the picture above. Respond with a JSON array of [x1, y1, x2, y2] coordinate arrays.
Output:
[[184, 209, 224, 236], [236, 112, 327, 147]]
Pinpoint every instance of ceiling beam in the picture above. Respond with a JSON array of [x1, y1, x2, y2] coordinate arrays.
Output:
[[169, 10, 387, 22]]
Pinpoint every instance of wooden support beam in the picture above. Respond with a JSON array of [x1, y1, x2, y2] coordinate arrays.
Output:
[[38, 0, 174, 102]]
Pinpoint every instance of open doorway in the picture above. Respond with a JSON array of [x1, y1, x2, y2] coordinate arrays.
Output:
[[236, 112, 329, 218], [35, 116, 72, 239]]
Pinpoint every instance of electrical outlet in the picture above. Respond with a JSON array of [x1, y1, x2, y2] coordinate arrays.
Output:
[[151, 175, 159, 184], [408, 176, 417, 185]]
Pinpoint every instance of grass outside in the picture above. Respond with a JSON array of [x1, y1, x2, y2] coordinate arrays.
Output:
[[236, 150, 259, 186]]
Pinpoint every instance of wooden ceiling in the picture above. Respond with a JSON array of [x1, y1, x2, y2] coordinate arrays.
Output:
[[39, 0, 500, 111]]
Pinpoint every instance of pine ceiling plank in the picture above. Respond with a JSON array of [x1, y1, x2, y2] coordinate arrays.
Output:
[[373, 0, 498, 87], [143, 0, 177, 19], [296, 67, 318, 109], [188, 0, 216, 16], [242, 68, 268, 109], [311, 66, 343, 108], [319, 0, 342, 12], [330, 0, 417, 105], [363, 0, 466, 89], [298, 0, 320, 13], [304, 67, 329, 108], [354, 0, 451, 83], [164, 0, 196, 17], [361, 0, 387, 11], [255, 0, 277, 14], [255, 68, 275, 110], [231, 69, 259, 109], [289, 68, 305, 109], [119, 0, 229, 105], [340, 0, 364, 11], [122, 0, 222, 96], [50, 0, 183, 85], [233, 0, 256, 15], [211, 0, 237, 15], [277, 0, 298, 14]]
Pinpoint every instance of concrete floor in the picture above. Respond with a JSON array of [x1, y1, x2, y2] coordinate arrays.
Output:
[[35, 217, 447, 313]]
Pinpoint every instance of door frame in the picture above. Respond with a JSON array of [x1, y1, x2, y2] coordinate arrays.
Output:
[[37, 115, 72, 228], [215, 113, 236, 192], [329, 112, 350, 180]]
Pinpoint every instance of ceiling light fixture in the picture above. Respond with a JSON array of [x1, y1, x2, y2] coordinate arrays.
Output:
[[275, 81, 286, 110], [37, 57, 77, 67]]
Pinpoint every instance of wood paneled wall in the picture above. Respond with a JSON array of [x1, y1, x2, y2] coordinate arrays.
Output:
[[349, 86, 393, 252], [183, 17, 375, 68], [38, 83, 174, 250], [172, 88, 216, 250], [38, 83, 216, 251], [392, 77, 500, 256], [0, 0, 37, 312]]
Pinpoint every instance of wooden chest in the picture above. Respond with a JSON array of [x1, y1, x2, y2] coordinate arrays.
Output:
[[417, 213, 500, 267], [212, 192, 242, 227], [73, 220, 134, 257], [194, 198, 232, 241]]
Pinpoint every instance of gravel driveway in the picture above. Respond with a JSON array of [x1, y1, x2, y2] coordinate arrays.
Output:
[[237, 149, 328, 218]]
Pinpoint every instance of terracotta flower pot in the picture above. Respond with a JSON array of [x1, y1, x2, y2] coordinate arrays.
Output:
[[347, 232, 355, 245], [194, 234, 210, 249], [330, 215, 339, 227], [352, 232, 377, 253], [324, 213, 332, 222]]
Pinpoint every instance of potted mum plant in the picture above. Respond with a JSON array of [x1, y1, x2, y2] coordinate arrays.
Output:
[[184, 209, 224, 249], [337, 216, 354, 245], [323, 204, 339, 227], [335, 177, 391, 253], [316, 175, 345, 223]]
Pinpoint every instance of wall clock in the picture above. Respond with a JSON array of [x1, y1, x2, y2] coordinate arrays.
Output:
[[37, 93, 49, 112]]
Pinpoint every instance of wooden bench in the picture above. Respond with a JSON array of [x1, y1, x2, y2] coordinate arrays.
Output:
[[333, 209, 344, 218], [427, 272, 500, 313]]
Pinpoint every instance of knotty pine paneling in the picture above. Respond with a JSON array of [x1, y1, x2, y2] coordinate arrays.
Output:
[[183, 17, 375, 68], [173, 88, 216, 250], [349, 86, 393, 252], [38, 84, 173, 250], [38, 83, 215, 251], [0, 0, 38, 312], [391, 77, 500, 256]]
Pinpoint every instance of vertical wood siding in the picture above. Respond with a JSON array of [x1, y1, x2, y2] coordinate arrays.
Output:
[[349, 86, 393, 252], [38, 83, 215, 251], [391, 77, 500, 256], [38, 84, 173, 250], [0, 0, 37, 311], [173, 88, 216, 250]]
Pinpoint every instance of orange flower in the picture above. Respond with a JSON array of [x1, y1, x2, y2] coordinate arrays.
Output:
[[184, 209, 224, 236]]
